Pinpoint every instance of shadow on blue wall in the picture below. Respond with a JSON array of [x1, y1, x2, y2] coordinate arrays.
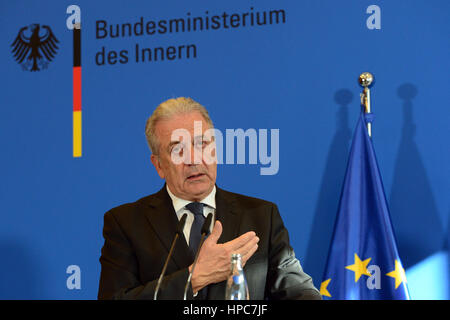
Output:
[[0, 239, 45, 299], [389, 83, 445, 268], [304, 89, 353, 286]]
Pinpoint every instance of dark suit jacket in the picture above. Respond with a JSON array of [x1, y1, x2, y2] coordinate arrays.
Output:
[[98, 186, 321, 300]]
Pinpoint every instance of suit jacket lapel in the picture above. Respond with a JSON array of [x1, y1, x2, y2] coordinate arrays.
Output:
[[143, 186, 193, 269], [214, 186, 240, 244], [207, 186, 241, 299]]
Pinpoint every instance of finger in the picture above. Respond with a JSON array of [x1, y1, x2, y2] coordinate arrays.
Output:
[[235, 236, 259, 258], [241, 243, 259, 266], [227, 231, 257, 251], [207, 220, 223, 244]]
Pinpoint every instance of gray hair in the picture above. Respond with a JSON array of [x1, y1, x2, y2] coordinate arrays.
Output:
[[145, 97, 214, 155]]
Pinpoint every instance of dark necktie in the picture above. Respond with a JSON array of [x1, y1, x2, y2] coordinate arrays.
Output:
[[186, 202, 208, 300], [185, 202, 210, 300], [186, 202, 205, 254]]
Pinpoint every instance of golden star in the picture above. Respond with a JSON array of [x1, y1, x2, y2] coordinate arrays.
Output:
[[320, 278, 332, 297], [345, 253, 372, 282], [386, 260, 407, 289]]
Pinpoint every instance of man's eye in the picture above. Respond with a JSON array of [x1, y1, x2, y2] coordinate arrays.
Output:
[[171, 144, 183, 154], [194, 140, 209, 149]]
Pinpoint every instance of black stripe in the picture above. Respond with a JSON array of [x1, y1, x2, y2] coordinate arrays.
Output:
[[73, 26, 81, 67]]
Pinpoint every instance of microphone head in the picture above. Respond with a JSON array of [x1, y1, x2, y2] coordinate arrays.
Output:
[[201, 213, 213, 235], [176, 213, 188, 235]]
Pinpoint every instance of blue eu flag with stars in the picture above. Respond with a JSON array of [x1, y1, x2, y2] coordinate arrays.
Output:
[[320, 111, 410, 300]]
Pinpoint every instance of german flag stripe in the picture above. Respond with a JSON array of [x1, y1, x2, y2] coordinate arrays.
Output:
[[73, 66, 81, 111], [73, 111, 82, 157], [73, 25, 81, 67], [73, 23, 82, 157]]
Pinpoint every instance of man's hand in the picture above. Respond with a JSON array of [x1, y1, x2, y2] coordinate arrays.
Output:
[[189, 220, 259, 294]]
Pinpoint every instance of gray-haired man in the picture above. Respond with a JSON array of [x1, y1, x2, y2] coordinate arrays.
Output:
[[98, 97, 321, 300]]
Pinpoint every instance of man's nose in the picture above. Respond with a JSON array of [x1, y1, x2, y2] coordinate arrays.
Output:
[[189, 143, 203, 165]]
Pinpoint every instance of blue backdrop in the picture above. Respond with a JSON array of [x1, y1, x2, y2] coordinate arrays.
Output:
[[0, 0, 448, 299]]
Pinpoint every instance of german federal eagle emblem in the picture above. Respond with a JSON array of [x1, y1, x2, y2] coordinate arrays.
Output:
[[11, 24, 59, 72]]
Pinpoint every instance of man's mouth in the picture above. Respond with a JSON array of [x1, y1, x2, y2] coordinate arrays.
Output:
[[187, 173, 205, 180]]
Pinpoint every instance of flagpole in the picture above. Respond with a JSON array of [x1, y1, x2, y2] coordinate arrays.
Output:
[[359, 72, 374, 137]]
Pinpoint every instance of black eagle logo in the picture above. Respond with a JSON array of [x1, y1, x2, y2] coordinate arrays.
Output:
[[11, 24, 59, 72]]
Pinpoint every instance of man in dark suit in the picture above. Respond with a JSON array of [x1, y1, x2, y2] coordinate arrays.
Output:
[[98, 97, 321, 300]]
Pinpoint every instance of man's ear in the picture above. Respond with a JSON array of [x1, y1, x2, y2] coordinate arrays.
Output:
[[151, 154, 165, 179]]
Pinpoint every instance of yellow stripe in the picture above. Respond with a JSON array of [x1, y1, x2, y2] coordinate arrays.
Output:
[[73, 111, 82, 157]]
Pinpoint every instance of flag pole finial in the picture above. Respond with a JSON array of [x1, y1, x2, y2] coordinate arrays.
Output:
[[359, 72, 374, 137]]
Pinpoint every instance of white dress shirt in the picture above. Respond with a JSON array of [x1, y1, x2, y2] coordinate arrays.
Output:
[[166, 185, 216, 246]]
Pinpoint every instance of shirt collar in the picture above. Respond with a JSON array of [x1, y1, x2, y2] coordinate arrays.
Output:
[[166, 185, 216, 213]]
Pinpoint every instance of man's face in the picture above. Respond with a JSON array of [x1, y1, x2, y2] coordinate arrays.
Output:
[[150, 111, 217, 201]]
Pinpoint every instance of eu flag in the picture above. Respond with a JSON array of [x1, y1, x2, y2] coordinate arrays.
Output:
[[320, 111, 410, 300]]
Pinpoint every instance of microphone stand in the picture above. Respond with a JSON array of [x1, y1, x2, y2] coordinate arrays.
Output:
[[154, 213, 187, 300]]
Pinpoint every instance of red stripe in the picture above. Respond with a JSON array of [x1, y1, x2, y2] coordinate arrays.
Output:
[[73, 66, 82, 111]]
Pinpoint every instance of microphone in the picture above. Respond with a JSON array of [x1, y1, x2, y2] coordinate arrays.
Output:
[[153, 213, 188, 300], [183, 213, 213, 300]]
